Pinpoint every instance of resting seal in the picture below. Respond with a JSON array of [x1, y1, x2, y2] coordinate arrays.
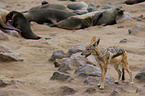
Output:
[[125, 0, 145, 4], [53, 6, 124, 30], [6, 11, 50, 40], [0, 9, 20, 32], [23, 8, 77, 26], [30, 1, 67, 11]]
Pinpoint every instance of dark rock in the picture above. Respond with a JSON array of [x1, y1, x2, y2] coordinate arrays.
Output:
[[85, 87, 96, 94], [128, 25, 145, 35], [74, 64, 101, 77], [135, 67, 145, 80], [60, 86, 76, 95], [50, 71, 71, 81], [68, 43, 87, 56], [49, 49, 67, 61]]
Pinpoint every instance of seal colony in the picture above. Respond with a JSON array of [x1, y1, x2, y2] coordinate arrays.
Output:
[[52, 6, 124, 30]]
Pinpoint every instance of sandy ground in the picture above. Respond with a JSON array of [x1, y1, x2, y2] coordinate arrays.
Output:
[[0, 0, 145, 96]]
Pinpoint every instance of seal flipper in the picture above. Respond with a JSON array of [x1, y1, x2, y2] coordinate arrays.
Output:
[[0, 18, 21, 32], [93, 13, 103, 26]]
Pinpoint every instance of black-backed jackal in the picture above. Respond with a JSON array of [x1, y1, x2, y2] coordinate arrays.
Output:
[[81, 36, 133, 90]]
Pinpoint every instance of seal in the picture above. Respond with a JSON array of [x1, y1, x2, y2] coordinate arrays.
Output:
[[0, 8, 20, 32], [53, 6, 124, 30], [125, 0, 145, 5], [23, 8, 77, 26], [6, 11, 50, 40], [29, 1, 67, 11]]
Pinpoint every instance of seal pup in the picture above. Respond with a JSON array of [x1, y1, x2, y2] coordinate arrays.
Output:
[[23, 8, 77, 26], [53, 6, 124, 30], [6, 11, 50, 40], [0, 9, 20, 32]]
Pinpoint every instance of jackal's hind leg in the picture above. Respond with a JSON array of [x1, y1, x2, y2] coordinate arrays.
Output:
[[122, 59, 133, 84], [114, 63, 122, 84]]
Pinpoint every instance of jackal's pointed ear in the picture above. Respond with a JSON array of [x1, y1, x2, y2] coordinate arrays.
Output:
[[93, 38, 100, 47], [91, 36, 97, 43]]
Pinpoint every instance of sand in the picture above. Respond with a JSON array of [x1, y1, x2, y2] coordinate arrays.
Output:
[[0, 0, 145, 96]]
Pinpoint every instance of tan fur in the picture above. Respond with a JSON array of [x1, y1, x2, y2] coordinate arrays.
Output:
[[82, 36, 133, 90]]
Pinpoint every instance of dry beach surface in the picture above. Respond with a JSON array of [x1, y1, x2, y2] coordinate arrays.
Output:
[[0, 0, 145, 96]]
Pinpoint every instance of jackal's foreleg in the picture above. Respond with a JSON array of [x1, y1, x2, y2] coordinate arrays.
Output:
[[99, 60, 109, 90], [114, 63, 122, 84], [98, 63, 103, 87]]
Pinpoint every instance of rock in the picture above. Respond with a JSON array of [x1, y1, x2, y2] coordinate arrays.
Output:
[[128, 25, 145, 35], [87, 3, 98, 12], [116, 12, 133, 23], [0, 31, 9, 40], [111, 86, 129, 96], [135, 67, 145, 80], [84, 75, 115, 85], [49, 49, 67, 61], [0, 45, 23, 62], [85, 87, 96, 94], [119, 38, 127, 43], [50, 71, 71, 81], [67, 1, 88, 10], [58, 53, 88, 71], [0, 78, 24, 88], [68, 43, 87, 56], [57, 59, 72, 71], [74, 64, 101, 77], [54, 58, 68, 67], [60, 86, 76, 95]]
